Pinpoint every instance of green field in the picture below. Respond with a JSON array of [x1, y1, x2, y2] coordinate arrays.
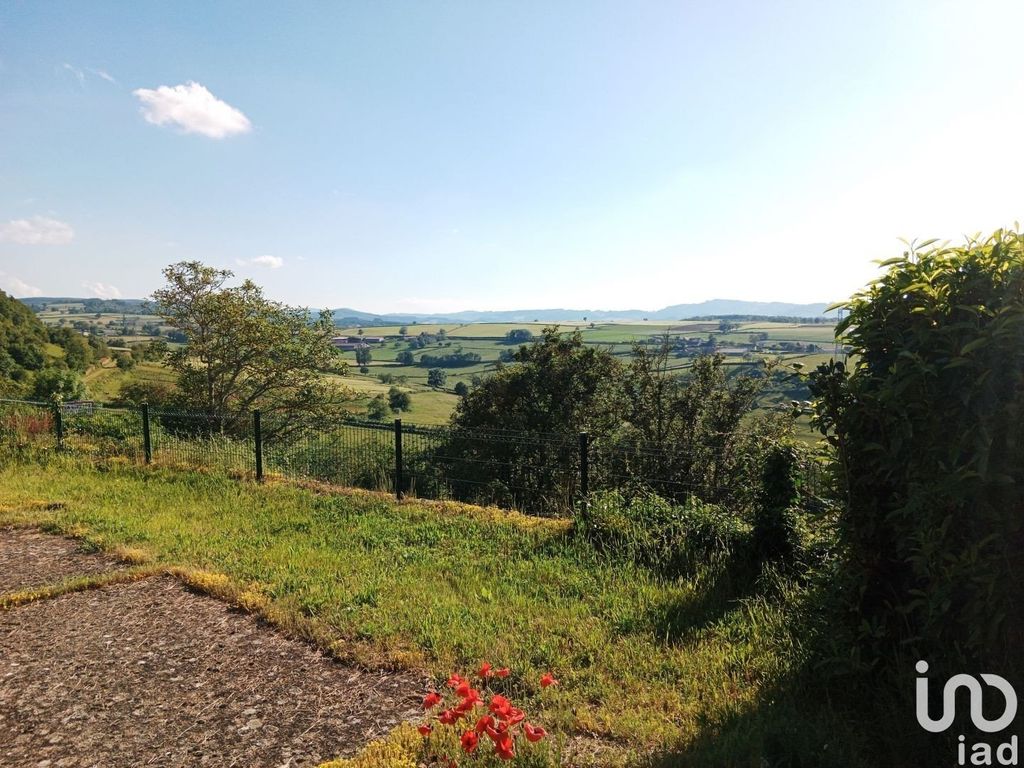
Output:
[[35, 311, 840, 428], [35, 304, 172, 340], [324, 373, 461, 425], [82, 361, 177, 402], [336, 322, 588, 338]]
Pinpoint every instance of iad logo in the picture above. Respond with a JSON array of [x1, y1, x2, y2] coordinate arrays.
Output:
[[916, 660, 1019, 765]]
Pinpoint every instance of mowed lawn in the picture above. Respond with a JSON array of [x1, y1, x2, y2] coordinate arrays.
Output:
[[0, 458, 800, 759]]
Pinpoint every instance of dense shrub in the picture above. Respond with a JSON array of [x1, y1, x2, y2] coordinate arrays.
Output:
[[811, 229, 1024, 675], [31, 368, 85, 402], [418, 351, 481, 367], [114, 380, 175, 407], [63, 407, 141, 456], [752, 441, 804, 565], [387, 386, 411, 412], [577, 489, 750, 578], [0, 402, 53, 455]]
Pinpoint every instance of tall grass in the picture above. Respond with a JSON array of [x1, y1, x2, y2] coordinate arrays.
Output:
[[0, 455, 869, 765]]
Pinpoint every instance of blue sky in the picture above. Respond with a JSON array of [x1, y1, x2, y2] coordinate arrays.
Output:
[[2, 1, 1024, 313]]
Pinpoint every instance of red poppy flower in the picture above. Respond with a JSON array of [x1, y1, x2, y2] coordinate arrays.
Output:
[[438, 709, 459, 725], [488, 694, 512, 716], [504, 707, 525, 725], [475, 715, 494, 733], [447, 673, 464, 689], [478, 662, 493, 678], [496, 667, 511, 679], [494, 733, 516, 760], [540, 672, 559, 688], [417, 723, 433, 736], [455, 694, 480, 714], [460, 730, 479, 753], [484, 722, 508, 744], [422, 691, 443, 710], [524, 722, 547, 742], [455, 680, 472, 698]]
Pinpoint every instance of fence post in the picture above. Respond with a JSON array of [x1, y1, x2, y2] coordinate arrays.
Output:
[[141, 403, 152, 464], [253, 410, 263, 482], [53, 402, 64, 451], [578, 431, 590, 515], [394, 418, 404, 500]]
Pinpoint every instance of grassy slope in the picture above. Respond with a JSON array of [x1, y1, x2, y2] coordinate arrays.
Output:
[[0, 459, 806, 760], [83, 361, 179, 402]]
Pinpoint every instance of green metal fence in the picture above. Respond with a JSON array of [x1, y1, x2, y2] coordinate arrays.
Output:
[[0, 398, 831, 516]]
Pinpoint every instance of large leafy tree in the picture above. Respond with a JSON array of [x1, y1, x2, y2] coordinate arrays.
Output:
[[453, 328, 623, 437], [152, 261, 352, 439], [438, 329, 623, 513], [618, 342, 787, 506]]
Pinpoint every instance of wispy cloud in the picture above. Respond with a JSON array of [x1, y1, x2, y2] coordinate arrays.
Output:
[[133, 82, 252, 139], [61, 63, 118, 86], [0, 216, 74, 245], [62, 62, 85, 86], [83, 281, 122, 300], [237, 255, 283, 269], [89, 68, 117, 84], [0, 272, 42, 297]]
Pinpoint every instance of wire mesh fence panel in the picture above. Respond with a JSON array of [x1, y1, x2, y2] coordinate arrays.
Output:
[[263, 417, 395, 492], [801, 458, 834, 502], [591, 442, 695, 502], [589, 438, 744, 507], [589, 434, 835, 509], [150, 409, 255, 476], [412, 425, 580, 516], [60, 402, 145, 463]]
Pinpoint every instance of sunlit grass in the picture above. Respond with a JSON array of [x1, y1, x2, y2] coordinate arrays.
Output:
[[0, 457, 817, 761]]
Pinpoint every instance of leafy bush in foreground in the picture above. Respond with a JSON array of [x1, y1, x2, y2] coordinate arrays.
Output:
[[811, 229, 1024, 675]]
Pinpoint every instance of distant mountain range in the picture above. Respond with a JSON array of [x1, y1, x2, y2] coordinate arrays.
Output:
[[329, 300, 838, 325], [17, 296, 837, 323]]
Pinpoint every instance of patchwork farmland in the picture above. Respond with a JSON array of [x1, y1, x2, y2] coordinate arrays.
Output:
[[30, 301, 837, 428]]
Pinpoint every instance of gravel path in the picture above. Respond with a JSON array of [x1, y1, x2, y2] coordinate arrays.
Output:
[[0, 534, 426, 768], [0, 528, 125, 595]]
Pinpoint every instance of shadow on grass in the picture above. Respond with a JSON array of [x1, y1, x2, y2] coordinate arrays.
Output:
[[638, 574, 954, 768], [645, 557, 760, 644]]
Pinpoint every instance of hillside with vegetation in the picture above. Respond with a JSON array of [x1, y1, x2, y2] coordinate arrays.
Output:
[[0, 289, 112, 401]]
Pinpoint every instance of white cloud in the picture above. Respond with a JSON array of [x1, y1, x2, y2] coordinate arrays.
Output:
[[0, 216, 74, 245], [251, 254, 283, 269], [237, 255, 283, 269], [89, 68, 117, 84], [133, 82, 252, 139], [0, 272, 42, 297], [83, 281, 122, 300]]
